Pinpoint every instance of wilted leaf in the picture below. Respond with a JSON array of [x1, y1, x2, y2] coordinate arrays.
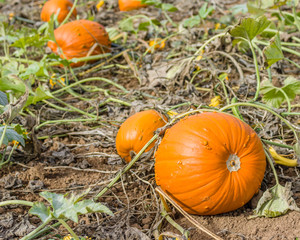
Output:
[[198, 3, 214, 19], [260, 76, 300, 108], [229, 16, 271, 41], [263, 33, 284, 68], [293, 142, 300, 158], [29, 202, 51, 223], [253, 182, 300, 218], [119, 18, 135, 33]]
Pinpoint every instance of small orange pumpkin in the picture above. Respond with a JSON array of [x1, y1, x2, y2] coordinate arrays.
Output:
[[155, 112, 266, 215], [116, 110, 167, 163], [47, 20, 111, 67], [119, 0, 148, 11], [41, 0, 77, 23]]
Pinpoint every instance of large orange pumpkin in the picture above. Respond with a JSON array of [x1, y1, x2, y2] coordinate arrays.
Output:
[[116, 110, 167, 163], [119, 0, 148, 11], [41, 0, 77, 23], [47, 20, 111, 67], [155, 112, 266, 215]]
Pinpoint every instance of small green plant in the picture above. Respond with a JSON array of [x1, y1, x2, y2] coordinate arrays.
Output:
[[182, 3, 214, 28]]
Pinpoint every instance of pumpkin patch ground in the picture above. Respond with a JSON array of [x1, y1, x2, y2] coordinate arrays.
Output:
[[0, 0, 299, 239]]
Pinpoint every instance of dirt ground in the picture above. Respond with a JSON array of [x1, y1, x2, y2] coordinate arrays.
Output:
[[0, 0, 300, 239]]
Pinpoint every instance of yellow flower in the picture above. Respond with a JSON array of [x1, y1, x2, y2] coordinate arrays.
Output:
[[148, 38, 166, 53], [9, 12, 14, 20], [49, 79, 56, 89], [215, 23, 220, 30], [63, 235, 72, 240], [96, 0, 105, 11], [12, 140, 19, 146], [209, 96, 222, 107], [167, 110, 178, 117], [195, 50, 204, 61], [59, 77, 66, 86]]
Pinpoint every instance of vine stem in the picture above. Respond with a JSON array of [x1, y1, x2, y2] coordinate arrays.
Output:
[[95, 133, 159, 199], [248, 40, 261, 101], [59, 0, 78, 26], [264, 149, 279, 185], [0, 200, 33, 207], [21, 218, 52, 240], [52, 77, 128, 95], [58, 219, 80, 240], [261, 139, 293, 149], [219, 102, 299, 141], [35, 118, 97, 130], [0, 125, 8, 146]]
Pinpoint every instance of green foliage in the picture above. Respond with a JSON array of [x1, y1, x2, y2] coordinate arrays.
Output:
[[263, 33, 284, 68], [253, 183, 300, 218], [260, 76, 300, 108], [29, 190, 113, 223], [229, 16, 271, 41], [0, 125, 25, 146], [0, 91, 8, 107], [183, 3, 214, 28], [142, 0, 178, 12]]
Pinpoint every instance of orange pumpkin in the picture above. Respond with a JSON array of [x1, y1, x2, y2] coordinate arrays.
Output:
[[155, 112, 266, 215], [41, 0, 77, 23], [47, 20, 111, 67], [119, 0, 148, 11], [116, 110, 167, 163]]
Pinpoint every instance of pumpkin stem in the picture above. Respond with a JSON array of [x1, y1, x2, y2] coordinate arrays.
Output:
[[226, 154, 241, 172]]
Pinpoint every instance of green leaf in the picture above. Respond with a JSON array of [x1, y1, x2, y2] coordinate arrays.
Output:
[[0, 91, 8, 106], [263, 33, 284, 68], [229, 16, 271, 41], [29, 202, 52, 223], [198, 3, 214, 19], [253, 183, 300, 218], [183, 15, 201, 28], [25, 86, 52, 107], [39, 190, 113, 223], [260, 76, 300, 108], [0, 126, 25, 146], [230, 3, 248, 15], [119, 18, 135, 33], [0, 75, 26, 94], [161, 3, 178, 12]]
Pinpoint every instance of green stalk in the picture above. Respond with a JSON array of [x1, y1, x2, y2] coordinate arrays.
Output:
[[261, 139, 293, 149], [0, 125, 7, 146], [284, 57, 300, 69], [248, 40, 261, 101], [194, 32, 226, 56], [26, 222, 61, 240], [0, 143, 18, 168], [58, 219, 79, 240], [254, 40, 300, 57], [59, 0, 78, 26], [0, 200, 33, 207], [52, 77, 128, 95], [219, 102, 299, 141], [21, 218, 52, 240], [281, 112, 300, 116], [35, 118, 97, 130], [95, 133, 159, 199], [264, 148, 279, 185], [161, 208, 189, 239]]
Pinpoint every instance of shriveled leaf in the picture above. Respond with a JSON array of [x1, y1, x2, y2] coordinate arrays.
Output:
[[293, 142, 300, 158], [0, 91, 8, 106], [229, 16, 271, 41], [0, 75, 26, 93], [260, 77, 300, 108], [253, 182, 300, 218], [119, 18, 135, 33], [263, 33, 284, 68], [0, 126, 25, 146], [29, 202, 51, 223]]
